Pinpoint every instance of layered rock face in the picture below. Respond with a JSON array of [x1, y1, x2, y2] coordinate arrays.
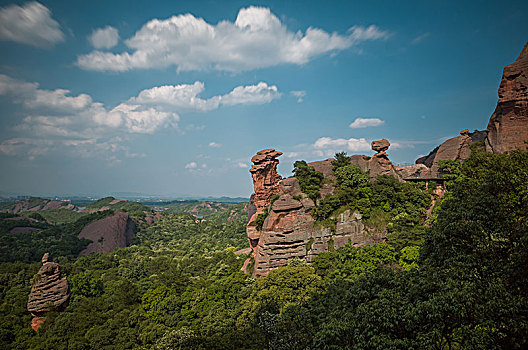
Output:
[[252, 175, 383, 278], [247, 144, 397, 277], [417, 42, 528, 170], [78, 212, 136, 255], [486, 42, 528, 153], [27, 253, 70, 331], [246, 149, 283, 254]]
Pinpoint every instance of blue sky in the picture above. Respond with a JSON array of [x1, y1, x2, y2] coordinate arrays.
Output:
[[0, 0, 526, 197]]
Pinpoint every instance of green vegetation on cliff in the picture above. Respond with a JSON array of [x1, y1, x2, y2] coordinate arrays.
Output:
[[0, 150, 527, 349]]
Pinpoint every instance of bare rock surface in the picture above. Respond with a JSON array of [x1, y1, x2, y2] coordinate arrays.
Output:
[[372, 139, 390, 153], [246, 149, 283, 248], [78, 212, 136, 255], [428, 133, 473, 177], [27, 254, 70, 331], [245, 148, 391, 277], [486, 41, 528, 153]]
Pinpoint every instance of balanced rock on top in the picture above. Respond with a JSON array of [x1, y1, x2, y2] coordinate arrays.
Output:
[[27, 253, 70, 331]]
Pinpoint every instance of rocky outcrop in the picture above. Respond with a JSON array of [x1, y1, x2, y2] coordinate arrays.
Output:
[[246, 146, 392, 277], [309, 140, 416, 182], [1, 197, 75, 214], [78, 212, 136, 255], [416, 130, 488, 174], [246, 149, 283, 254], [486, 42, 528, 153], [27, 253, 70, 332], [372, 139, 390, 153], [417, 41, 528, 166], [427, 129, 473, 176]]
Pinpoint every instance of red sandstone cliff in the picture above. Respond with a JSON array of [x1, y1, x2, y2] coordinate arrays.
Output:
[[486, 42, 528, 153], [246, 149, 283, 255], [246, 141, 417, 277]]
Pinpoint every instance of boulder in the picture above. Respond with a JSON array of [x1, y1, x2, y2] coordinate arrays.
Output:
[[486, 41, 528, 153], [372, 139, 390, 153], [271, 194, 303, 212], [27, 253, 70, 332]]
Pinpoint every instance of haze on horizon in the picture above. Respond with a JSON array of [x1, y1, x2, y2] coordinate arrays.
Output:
[[0, 0, 527, 198]]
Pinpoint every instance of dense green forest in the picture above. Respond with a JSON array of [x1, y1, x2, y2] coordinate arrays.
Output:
[[0, 149, 527, 349]]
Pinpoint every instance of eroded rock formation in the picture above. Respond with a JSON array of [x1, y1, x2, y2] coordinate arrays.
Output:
[[417, 42, 528, 170], [416, 130, 488, 174], [246, 149, 283, 254], [486, 42, 528, 153], [78, 212, 136, 255], [246, 145, 396, 277], [427, 129, 473, 176], [27, 253, 70, 332]]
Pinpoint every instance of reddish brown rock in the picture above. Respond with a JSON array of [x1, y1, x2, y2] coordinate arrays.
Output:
[[486, 42, 528, 153], [426, 134, 472, 177], [372, 139, 390, 153], [246, 149, 283, 250], [27, 253, 70, 332], [78, 212, 136, 255], [271, 194, 303, 212]]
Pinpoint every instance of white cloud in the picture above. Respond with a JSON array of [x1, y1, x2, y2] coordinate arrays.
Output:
[[89, 26, 119, 49], [0, 1, 64, 47], [131, 81, 280, 110], [411, 32, 430, 45], [185, 162, 197, 169], [76, 6, 390, 72], [349, 117, 384, 129], [237, 162, 248, 168], [107, 103, 179, 134], [220, 82, 280, 106], [0, 75, 279, 141], [282, 136, 372, 161], [0, 74, 281, 161], [132, 81, 220, 111], [27, 89, 93, 111], [314, 136, 371, 154], [290, 90, 306, 103]]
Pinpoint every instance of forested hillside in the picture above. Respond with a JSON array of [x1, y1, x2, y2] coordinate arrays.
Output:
[[0, 148, 526, 349]]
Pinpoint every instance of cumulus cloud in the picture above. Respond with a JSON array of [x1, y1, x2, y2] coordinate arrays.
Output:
[[237, 162, 248, 168], [76, 6, 390, 72], [290, 90, 306, 103], [0, 1, 64, 47], [185, 162, 197, 169], [314, 137, 371, 154], [349, 117, 385, 129], [131, 81, 280, 110], [283, 136, 371, 161], [0, 74, 281, 161], [89, 26, 119, 49], [220, 82, 280, 106], [208, 142, 221, 148]]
